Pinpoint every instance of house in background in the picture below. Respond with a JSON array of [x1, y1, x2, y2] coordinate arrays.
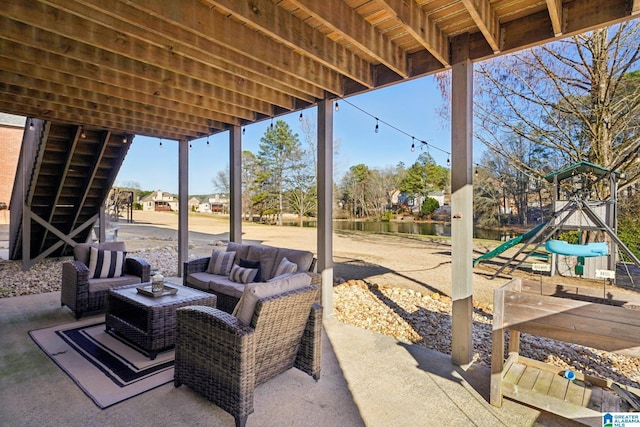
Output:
[[140, 190, 179, 212], [188, 197, 201, 212], [197, 194, 229, 214]]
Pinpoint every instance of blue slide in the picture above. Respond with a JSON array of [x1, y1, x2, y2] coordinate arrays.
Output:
[[545, 240, 608, 257]]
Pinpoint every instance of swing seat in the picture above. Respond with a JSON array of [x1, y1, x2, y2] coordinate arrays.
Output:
[[545, 239, 608, 257]]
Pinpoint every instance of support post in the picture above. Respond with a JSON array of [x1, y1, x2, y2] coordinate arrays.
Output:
[[98, 205, 106, 243], [178, 139, 188, 276], [230, 126, 242, 243], [450, 34, 473, 366], [317, 99, 334, 319]]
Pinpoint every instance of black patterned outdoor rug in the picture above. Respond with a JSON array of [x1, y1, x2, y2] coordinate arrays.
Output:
[[29, 317, 174, 408]]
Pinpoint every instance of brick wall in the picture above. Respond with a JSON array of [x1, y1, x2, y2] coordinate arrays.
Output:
[[0, 125, 23, 224]]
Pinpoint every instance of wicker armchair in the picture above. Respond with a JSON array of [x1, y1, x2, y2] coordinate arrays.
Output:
[[61, 242, 150, 319], [174, 285, 322, 427]]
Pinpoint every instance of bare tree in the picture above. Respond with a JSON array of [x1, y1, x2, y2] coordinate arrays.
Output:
[[473, 22, 640, 199]]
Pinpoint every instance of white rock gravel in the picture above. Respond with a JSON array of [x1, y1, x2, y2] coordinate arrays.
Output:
[[1, 249, 639, 389]]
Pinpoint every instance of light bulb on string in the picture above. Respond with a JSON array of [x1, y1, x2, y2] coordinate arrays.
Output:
[[206, 135, 210, 147], [374, 118, 379, 133], [242, 128, 246, 135], [159, 138, 163, 149], [270, 119, 274, 129], [29, 120, 34, 131], [411, 137, 415, 152], [475, 167, 478, 177], [335, 101, 339, 112], [299, 112, 303, 121], [189, 142, 193, 150], [446, 158, 450, 167]]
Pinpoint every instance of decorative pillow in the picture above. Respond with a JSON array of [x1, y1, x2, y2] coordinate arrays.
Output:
[[87, 247, 126, 279], [207, 249, 236, 275], [273, 257, 297, 277], [234, 273, 312, 326], [229, 264, 259, 284], [239, 258, 261, 282]]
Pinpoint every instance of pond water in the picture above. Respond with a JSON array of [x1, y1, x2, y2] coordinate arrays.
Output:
[[282, 220, 510, 242]]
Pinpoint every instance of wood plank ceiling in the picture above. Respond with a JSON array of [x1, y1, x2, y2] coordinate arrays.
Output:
[[0, 0, 638, 141]]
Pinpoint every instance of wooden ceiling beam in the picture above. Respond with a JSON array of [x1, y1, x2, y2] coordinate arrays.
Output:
[[126, 0, 347, 94], [0, 24, 268, 118], [545, 0, 564, 36], [375, 0, 450, 67], [285, 0, 407, 78], [482, 0, 631, 60], [1, 1, 294, 110], [0, 55, 246, 132], [460, 0, 500, 52], [201, 0, 375, 87], [0, 75, 231, 134], [0, 99, 192, 141], [0, 87, 207, 138], [48, 0, 323, 103]]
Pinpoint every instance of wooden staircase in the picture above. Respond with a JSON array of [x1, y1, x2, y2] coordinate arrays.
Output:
[[9, 119, 131, 269]]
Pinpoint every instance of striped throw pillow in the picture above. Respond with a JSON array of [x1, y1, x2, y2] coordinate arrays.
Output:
[[207, 249, 236, 275], [273, 257, 297, 277], [229, 264, 259, 284], [87, 247, 126, 279]]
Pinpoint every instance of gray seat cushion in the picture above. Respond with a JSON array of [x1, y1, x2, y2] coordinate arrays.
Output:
[[185, 272, 214, 291], [88, 274, 142, 293], [208, 275, 246, 299]]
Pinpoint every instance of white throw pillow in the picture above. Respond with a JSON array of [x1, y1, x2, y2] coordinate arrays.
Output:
[[207, 249, 236, 275], [273, 257, 297, 277], [234, 273, 312, 326]]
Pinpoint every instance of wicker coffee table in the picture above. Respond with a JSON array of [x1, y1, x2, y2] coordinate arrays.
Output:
[[106, 283, 216, 359]]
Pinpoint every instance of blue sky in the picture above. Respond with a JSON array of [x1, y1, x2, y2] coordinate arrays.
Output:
[[115, 74, 454, 195]]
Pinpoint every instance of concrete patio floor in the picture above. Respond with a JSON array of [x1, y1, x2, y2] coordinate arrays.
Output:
[[0, 289, 580, 427]]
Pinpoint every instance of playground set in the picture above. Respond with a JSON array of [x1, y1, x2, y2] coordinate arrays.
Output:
[[474, 161, 640, 285], [487, 162, 640, 424]]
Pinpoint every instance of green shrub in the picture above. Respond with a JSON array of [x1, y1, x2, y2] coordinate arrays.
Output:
[[381, 211, 393, 222], [420, 197, 440, 217]]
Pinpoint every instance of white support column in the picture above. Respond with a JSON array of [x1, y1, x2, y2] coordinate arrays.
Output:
[[450, 35, 474, 366], [229, 126, 242, 243], [178, 139, 189, 276], [98, 205, 106, 243], [317, 99, 334, 319]]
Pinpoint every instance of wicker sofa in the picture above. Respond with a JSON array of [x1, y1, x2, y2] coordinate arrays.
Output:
[[183, 242, 320, 313], [61, 242, 150, 319]]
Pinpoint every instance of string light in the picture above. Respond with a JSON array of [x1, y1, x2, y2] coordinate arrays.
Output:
[[411, 137, 415, 152], [242, 127, 246, 135], [206, 135, 210, 147], [475, 167, 479, 177], [334, 101, 339, 112], [80, 129, 86, 139], [189, 142, 193, 150], [29, 120, 34, 131], [159, 138, 163, 148], [122, 135, 127, 143], [299, 112, 303, 121], [270, 118, 274, 129], [335, 97, 452, 165]]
